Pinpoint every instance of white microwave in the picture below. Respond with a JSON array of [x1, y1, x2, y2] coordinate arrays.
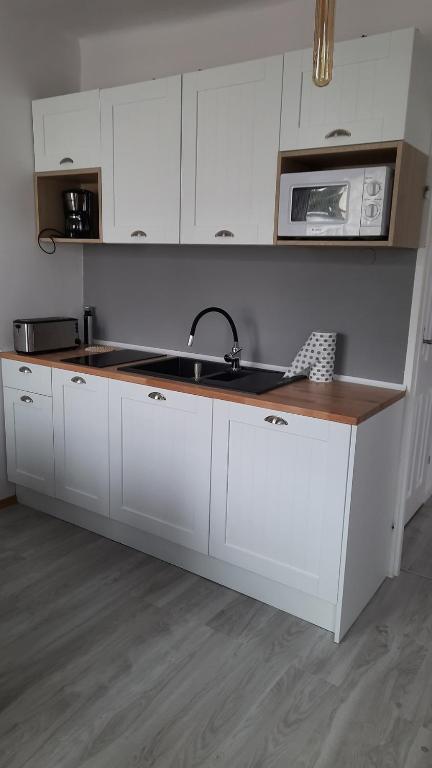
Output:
[[278, 166, 394, 239]]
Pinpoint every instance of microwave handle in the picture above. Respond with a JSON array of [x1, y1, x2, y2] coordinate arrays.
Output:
[[325, 128, 352, 139]]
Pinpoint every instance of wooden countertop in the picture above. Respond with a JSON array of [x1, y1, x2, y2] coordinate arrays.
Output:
[[0, 348, 405, 426]]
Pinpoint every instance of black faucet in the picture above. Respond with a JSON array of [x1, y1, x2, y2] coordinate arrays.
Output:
[[188, 307, 242, 372]]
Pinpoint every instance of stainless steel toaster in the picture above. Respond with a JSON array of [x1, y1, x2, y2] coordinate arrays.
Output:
[[13, 317, 80, 353]]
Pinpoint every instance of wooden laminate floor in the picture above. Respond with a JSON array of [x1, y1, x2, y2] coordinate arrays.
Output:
[[1, 503, 432, 768]]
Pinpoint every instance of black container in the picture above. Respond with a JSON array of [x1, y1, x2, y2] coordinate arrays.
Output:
[[63, 189, 93, 239]]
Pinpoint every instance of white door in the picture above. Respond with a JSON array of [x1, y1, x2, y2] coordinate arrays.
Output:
[[53, 369, 109, 516], [3, 388, 54, 495], [101, 76, 181, 243], [32, 90, 101, 171], [181, 56, 283, 245], [210, 400, 351, 602], [280, 29, 413, 150], [404, 236, 432, 522], [109, 380, 213, 553]]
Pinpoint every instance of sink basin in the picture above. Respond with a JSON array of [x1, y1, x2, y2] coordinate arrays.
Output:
[[125, 356, 225, 379], [121, 355, 304, 395]]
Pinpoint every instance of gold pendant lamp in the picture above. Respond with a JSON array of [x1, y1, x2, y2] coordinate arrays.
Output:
[[313, 0, 336, 87]]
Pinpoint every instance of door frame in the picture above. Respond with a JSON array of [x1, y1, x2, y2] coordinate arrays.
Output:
[[391, 177, 432, 574]]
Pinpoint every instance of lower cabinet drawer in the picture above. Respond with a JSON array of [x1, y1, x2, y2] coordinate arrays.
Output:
[[109, 379, 213, 553], [2, 358, 52, 396], [209, 399, 351, 603], [53, 368, 109, 516], [3, 387, 54, 496]]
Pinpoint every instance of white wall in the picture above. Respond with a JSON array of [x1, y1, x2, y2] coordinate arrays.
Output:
[[0, 19, 83, 498], [80, 0, 432, 89]]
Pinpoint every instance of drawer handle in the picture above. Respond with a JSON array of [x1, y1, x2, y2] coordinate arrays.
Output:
[[215, 230, 234, 238], [264, 415, 288, 426], [20, 395, 33, 404], [148, 391, 166, 401], [324, 128, 352, 139], [19, 366, 32, 374], [59, 156, 74, 165], [131, 230, 147, 238], [71, 376, 86, 384]]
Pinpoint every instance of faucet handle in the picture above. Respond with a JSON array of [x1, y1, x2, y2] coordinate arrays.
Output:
[[224, 346, 242, 363]]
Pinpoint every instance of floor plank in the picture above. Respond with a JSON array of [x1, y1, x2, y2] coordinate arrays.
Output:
[[402, 500, 432, 579], [1, 503, 432, 768]]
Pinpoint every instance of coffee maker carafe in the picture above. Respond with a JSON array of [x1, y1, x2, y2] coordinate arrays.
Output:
[[63, 189, 93, 238]]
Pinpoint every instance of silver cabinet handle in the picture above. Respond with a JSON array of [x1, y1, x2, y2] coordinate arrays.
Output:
[[215, 230, 234, 238], [148, 391, 166, 401], [264, 415, 288, 426], [325, 129, 352, 139], [423, 338, 432, 345], [71, 376, 86, 384], [131, 230, 147, 238], [19, 366, 32, 374], [59, 157, 74, 165], [20, 395, 33, 404]]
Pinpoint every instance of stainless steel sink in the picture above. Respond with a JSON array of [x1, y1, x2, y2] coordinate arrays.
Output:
[[121, 356, 304, 395]]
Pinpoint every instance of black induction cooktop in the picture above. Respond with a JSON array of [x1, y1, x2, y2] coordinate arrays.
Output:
[[62, 350, 164, 368]]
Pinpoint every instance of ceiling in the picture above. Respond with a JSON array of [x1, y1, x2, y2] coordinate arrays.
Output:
[[0, 0, 280, 36], [1, 0, 432, 43]]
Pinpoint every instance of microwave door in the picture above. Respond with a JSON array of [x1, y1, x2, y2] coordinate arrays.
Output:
[[279, 168, 364, 238]]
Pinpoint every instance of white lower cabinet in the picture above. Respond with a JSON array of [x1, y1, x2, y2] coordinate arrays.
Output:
[[3, 387, 54, 495], [53, 369, 109, 515], [109, 380, 213, 554], [210, 399, 351, 603]]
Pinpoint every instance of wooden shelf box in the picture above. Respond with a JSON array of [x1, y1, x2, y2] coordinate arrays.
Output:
[[274, 141, 428, 249], [34, 168, 102, 245]]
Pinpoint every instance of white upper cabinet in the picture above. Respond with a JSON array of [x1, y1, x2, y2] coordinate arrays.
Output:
[[52, 369, 109, 516], [181, 56, 283, 245], [100, 76, 182, 243], [281, 28, 432, 153], [210, 400, 351, 603], [32, 90, 101, 171]]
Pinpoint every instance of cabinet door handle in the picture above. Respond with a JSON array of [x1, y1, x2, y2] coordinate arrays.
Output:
[[71, 376, 86, 384], [264, 415, 288, 426], [20, 395, 33, 404], [324, 128, 352, 139], [59, 156, 74, 165], [148, 391, 166, 401], [19, 366, 32, 374], [131, 230, 147, 238], [215, 230, 234, 238]]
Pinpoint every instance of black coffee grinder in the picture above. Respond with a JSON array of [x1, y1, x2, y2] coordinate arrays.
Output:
[[63, 189, 93, 238]]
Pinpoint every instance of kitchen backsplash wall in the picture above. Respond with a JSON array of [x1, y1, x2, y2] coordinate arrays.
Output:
[[83, 245, 416, 384]]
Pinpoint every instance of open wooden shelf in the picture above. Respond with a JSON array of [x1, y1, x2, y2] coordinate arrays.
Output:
[[274, 141, 428, 249], [34, 167, 102, 244]]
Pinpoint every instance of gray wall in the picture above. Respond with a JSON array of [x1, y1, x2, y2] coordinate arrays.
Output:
[[83, 245, 416, 384]]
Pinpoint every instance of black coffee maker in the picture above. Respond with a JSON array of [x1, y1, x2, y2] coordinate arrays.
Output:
[[63, 189, 93, 238]]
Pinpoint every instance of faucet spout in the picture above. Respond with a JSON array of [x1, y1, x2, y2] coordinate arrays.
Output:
[[187, 307, 242, 371]]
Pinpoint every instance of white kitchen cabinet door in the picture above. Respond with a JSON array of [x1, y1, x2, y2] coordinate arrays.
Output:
[[101, 76, 181, 243], [181, 56, 283, 245], [53, 369, 109, 516], [3, 388, 54, 495], [281, 29, 416, 150], [32, 90, 101, 171], [210, 400, 351, 603], [109, 380, 212, 553]]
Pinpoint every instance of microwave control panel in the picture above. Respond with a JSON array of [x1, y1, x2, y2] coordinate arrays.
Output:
[[360, 166, 394, 235]]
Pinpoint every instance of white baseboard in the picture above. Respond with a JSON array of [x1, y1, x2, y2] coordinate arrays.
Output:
[[17, 486, 337, 636], [95, 338, 403, 390]]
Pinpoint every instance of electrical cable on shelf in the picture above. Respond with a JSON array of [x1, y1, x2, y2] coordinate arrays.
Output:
[[37, 228, 65, 254]]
